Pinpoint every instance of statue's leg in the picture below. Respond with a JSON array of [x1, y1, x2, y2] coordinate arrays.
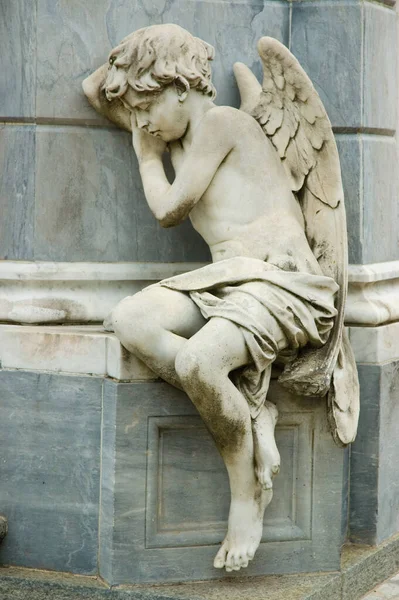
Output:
[[175, 317, 272, 572], [110, 286, 206, 388], [252, 397, 281, 490]]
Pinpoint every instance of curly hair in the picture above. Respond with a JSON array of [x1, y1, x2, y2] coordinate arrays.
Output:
[[109, 24, 216, 99]]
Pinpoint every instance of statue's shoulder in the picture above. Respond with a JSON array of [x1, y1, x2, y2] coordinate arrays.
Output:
[[200, 105, 255, 134]]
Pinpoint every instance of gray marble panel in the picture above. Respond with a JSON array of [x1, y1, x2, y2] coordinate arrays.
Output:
[[350, 361, 399, 545], [335, 134, 363, 264], [36, 0, 110, 124], [291, 1, 362, 129], [0, 125, 35, 260], [100, 380, 345, 585], [0, 0, 36, 118], [36, 0, 288, 122], [377, 361, 399, 543], [362, 135, 398, 264], [0, 371, 102, 574], [349, 364, 380, 544], [334, 134, 398, 265], [363, 2, 397, 132], [34, 125, 210, 262]]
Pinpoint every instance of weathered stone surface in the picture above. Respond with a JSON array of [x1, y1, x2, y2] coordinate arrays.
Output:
[[4, 537, 399, 599], [291, 2, 362, 130], [34, 125, 209, 262], [0, 0, 36, 118], [35, 0, 288, 122], [342, 536, 399, 600], [362, 136, 399, 264], [363, 2, 397, 133], [350, 322, 399, 364], [291, 1, 397, 132], [335, 134, 398, 264], [0, 565, 341, 600], [0, 372, 102, 574], [350, 361, 399, 545], [335, 134, 362, 264], [100, 379, 345, 585], [0, 125, 35, 260]]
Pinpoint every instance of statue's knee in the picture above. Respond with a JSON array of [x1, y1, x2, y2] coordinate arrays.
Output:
[[111, 294, 150, 349], [175, 347, 213, 389]]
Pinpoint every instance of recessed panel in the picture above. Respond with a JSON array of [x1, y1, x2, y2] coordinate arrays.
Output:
[[146, 412, 312, 549]]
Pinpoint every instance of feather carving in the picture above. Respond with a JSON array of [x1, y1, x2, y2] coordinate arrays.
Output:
[[234, 37, 359, 447]]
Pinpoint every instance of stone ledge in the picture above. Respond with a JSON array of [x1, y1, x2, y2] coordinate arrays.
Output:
[[0, 324, 155, 381], [1, 321, 397, 381], [349, 322, 399, 365], [1, 260, 398, 327], [3, 535, 399, 600]]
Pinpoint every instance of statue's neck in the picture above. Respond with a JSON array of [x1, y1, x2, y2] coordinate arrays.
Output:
[[181, 95, 215, 150]]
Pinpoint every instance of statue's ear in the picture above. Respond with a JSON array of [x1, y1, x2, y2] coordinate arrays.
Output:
[[174, 76, 190, 102]]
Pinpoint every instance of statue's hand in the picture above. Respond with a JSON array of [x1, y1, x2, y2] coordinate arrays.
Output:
[[131, 114, 166, 163]]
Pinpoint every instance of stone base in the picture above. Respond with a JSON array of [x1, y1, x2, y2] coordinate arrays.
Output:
[[2, 535, 399, 600], [0, 363, 347, 584]]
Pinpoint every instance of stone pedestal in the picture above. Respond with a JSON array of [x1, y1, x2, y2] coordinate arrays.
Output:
[[100, 379, 346, 585], [0, 328, 347, 584]]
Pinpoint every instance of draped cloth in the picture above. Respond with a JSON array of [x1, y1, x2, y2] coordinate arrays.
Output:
[[155, 257, 339, 419]]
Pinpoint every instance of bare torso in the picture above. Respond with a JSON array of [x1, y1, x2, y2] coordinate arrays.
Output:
[[170, 107, 321, 275]]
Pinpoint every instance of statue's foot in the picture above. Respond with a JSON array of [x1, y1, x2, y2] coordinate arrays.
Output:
[[213, 485, 272, 572], [252, 401, 280, 490]]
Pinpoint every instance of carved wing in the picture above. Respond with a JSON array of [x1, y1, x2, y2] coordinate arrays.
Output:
[[234, 38, 359, 445]]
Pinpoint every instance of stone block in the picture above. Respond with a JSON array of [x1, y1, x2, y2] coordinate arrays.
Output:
[[335, 134, 362, 264], [0, 372, 102, 574], [291, 2, 362, 129], [291, 1, 397, 132], [350, 359, 399, 545], [335, 134, 398, 264], [350, 322, 399, 364], [36, 0, 288, 122], [0, 125, 35, 260], [99, 379, 346, 585], [0, 324, 156, 381], [363, 2, 397, 132], [34, 125, 210, 262], [0, 0, 36, 118], [362, 135, 399, 264]]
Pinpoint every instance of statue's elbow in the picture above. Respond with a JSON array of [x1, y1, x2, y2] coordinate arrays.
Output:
[[157, 209, 184, 228], [158, 214, 177, 228]]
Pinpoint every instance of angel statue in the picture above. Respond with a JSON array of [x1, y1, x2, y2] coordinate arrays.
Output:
[[83, 24, 359, 573]]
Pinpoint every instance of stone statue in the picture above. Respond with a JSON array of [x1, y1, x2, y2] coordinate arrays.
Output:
[[83, 24, 359, 573]]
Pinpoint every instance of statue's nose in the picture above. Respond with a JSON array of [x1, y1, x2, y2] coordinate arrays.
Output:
[[106, 84, 120, 98]]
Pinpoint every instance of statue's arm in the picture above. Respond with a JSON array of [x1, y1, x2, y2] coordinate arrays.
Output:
[[82, 64, 132, 132], [135, 108, 234, 227]]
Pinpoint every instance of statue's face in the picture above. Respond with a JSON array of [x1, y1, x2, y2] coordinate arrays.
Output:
[[104, 47, 191, 142], [122, 85, 190, 143]]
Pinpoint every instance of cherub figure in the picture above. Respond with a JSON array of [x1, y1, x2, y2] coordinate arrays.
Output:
[[83, 24, 359, 573]]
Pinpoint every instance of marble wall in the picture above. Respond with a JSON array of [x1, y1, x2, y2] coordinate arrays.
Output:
[[2, 0, 396, 264], [0, 371, 102, 574], [0, 0, 289, 263]]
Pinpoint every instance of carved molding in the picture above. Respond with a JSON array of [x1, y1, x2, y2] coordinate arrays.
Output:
[[0, 260, 398, 326], [346, 260, 399, 326]]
